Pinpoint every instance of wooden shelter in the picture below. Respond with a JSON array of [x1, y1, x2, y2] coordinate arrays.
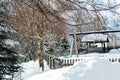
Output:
[[81, 34, 109, 53], [69, 30, 120, 57]]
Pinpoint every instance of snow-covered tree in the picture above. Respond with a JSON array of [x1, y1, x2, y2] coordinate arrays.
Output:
[[0, 1, 21, 80]]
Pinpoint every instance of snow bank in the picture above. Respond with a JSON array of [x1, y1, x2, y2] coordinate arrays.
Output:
[[27, 57, 120, 80], [109, 48, 120, 54], [69, 58, 120, 80], [21, 60, 50, 80]]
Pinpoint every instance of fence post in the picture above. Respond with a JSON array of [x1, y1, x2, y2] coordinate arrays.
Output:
[[60, 59, 63, 68], [118, 58, 120, 62], [50, 56, 52, 69], [53, 58, 55, 69]]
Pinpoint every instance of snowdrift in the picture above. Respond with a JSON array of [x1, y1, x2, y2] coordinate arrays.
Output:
[[27, 57, 120, 80], [21, 60, 50, 80]]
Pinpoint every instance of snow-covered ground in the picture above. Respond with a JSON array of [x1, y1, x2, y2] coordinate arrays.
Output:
[[20, 60, 50, 80], [21, 48, 120, 80]]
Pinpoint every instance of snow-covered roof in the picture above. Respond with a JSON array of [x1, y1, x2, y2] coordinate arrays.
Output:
[[82, 34, 108, 42]]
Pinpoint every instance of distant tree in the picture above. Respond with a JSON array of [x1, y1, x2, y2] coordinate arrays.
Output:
[[12, 0, 67, 61]]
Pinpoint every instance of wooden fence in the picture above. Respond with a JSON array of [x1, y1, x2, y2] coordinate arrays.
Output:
[[44, 53, 120, 69], [109, 58, 120, 62], [44, 53, 62, 69]]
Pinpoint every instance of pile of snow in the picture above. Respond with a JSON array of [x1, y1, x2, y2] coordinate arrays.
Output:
[[21, 60, 50, 80], [27, 57, 120, 80], [109, 48, 120, 54]]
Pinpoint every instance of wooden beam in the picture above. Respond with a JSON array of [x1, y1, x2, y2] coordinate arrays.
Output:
[[69, 30, 120, 35]]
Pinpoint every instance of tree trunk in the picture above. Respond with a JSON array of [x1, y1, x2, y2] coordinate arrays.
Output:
[[38, 39, 44, 71]]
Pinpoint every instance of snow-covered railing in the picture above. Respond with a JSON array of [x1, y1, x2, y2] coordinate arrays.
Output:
[[109, 58, 120, 62], [44, 53, 120, 69], [61, 58, 83, 66], [44, 53, 84, 68], [59, 56, 120, 67], [44, 53, 53, 69], [44, 53, 62, 69]]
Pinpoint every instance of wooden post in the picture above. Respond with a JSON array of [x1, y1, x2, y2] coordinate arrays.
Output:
[[48, 54, 50, 66], [50, 56, 52, 69], [60, 59, 63, 68], [70, 36, 73, 57], [53, 58, 55, 69], [86, 43, 88, 53], [74, 30, 79, 57], [103, 42, 106, 53]]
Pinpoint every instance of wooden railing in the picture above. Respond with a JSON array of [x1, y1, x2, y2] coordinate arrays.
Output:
[[44, 53, 120, 69], [44, 53, 63, 69], [109, 58, 120, 62]]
